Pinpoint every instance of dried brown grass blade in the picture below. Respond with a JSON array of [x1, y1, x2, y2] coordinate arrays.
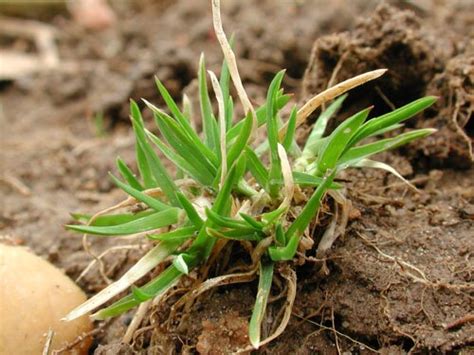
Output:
[[279, 69, 387, 139]]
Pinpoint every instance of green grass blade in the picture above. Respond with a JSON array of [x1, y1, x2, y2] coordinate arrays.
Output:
[[109, 173, 170, 212], [266, 70, 286, 198], [227, 111, 253, 168], [292, 171, 342, 189], [147, 226, 197, 241], [304, 94, 347, 152], [151, 109, 218, 178], [226, 93, 291, 141], [366, 123, 404, 138], [71, 210, 155, 227], [199, 54, 220, 152], [131, 102, 180, 206], [220, 50, 231, 100], [144, 97, 218, 167], [205, 208, 251, 230], [261, 206, 286, 227], [130, 101, 156, 188], [189, 156, 247, 256], [239, 213, 264, 230], [274, 223, 286, 246], [154, 78, 195, 134], [338, 128, 436, 167], [249, 260, 274, 349], [219, 34, 234, 130], [64, 240, 181, 321], [146, 130, 214, 186], [206, 227, 261, 241], [66, 208, 181, 236], [245, 147, 269, 189], [225, 97, 234, 131], [176, 192, 204, 228], [287, 170, 336, 238], [135, 136, 179, 206], [214, 155, 246, 213], [93, 265, 183, 320], [315, 107, 371, 176], [135, 139, 156, 189], [182, 93, 193, 122], [349, 96, 437, 146], [282, 106, 297, 151], [154, 77, 217, 156], [116, 157, 143, 191], [268, 233, 299, 261], [131, 285, 153, 302]]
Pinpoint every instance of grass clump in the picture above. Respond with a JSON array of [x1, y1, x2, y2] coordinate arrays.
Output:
[[64, 0, 436, 349]]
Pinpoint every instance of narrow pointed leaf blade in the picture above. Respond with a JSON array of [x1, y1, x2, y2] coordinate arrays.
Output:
[[338, 128, 436, 167], [116, 157, 143, 191], [199, 54, 219, 151], [268, 234, 299, 261], [154, 77, 195, 134], [131, 105, 179, 206], [92, 265, 183, 320], [249, 260, 274, 349], [66, 208, 180, 236], [245, 147, 269, 189], [72, 210, 155, 227], [205, 208, 249, 229], [227, 111, 253, 167], [148, 226, 197, 241], [154, 77, 217, 163], [109, 173, 170, 212], [130, 101, 156, 188], [226, 93, 291, 141], [176, 191, 203, 228], [146, 130, 214, 186], [266, 70, 286, 197], [304, 94, 347, 153], [287, 170, 336, 237], [292, 171, 342, 189], [239, 213, 264, 230], [349, 96, 437, 145], [315, 107, 371, 175], [282, 106, 297, 151], [151, 109, 218, 178]]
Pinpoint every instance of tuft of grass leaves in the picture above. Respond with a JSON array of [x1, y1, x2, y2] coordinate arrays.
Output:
[[64, 0, 436, 349]]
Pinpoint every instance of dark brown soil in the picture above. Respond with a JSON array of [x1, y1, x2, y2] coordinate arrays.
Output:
[[1, 1, 472, 354], [301, 3, 473, 170]]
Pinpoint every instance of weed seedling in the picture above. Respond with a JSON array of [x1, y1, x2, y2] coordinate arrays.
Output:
[[64, 0, 436, 349]]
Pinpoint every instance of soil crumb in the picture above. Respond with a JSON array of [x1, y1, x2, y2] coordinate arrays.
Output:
[[196, 311, 250, 355]]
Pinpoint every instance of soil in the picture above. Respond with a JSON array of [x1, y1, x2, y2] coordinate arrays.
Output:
[[1, 1, 472, 354]]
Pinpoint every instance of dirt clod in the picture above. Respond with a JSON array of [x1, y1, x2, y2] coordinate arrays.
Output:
[[302, 3, 473, 169], [196, 311, 250, 355]]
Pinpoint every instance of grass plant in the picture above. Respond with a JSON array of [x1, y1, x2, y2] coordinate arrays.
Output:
[[64, 0, 436, 349]]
